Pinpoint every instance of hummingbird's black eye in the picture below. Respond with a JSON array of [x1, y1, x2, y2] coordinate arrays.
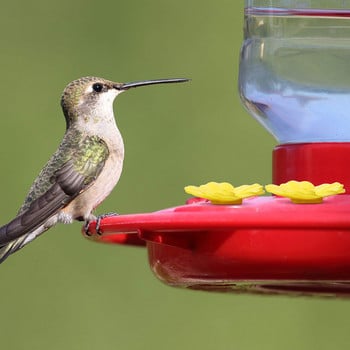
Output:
[[92, 83, 103, 93]]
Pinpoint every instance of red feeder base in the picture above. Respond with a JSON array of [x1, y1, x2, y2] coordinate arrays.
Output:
[[85, 195, 350, 298]]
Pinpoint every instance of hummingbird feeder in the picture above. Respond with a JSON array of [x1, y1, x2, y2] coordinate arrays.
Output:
[[84, 0, 350, 298]]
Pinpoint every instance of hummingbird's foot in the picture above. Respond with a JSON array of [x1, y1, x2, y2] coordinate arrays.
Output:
[[95, 212, 118, 235], [83, 220, 93, 236]]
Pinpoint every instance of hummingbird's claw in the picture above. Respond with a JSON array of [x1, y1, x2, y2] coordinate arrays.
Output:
[[95, 212, 118, 235], [84, 220, 93, 236]]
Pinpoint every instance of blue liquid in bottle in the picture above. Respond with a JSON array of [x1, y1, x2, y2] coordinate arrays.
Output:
[[239, 7, 350, 143]]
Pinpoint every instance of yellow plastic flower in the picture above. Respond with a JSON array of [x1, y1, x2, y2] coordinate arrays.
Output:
[[184, 182, 264, 205], [265, 180, 345, 204]]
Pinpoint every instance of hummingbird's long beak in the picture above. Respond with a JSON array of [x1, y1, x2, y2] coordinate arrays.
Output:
[[114, 78, 190, 91]]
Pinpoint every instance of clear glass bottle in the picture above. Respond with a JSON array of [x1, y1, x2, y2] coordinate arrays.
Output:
[[239, 0, 350, 143]]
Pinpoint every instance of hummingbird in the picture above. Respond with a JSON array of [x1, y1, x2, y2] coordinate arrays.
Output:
[[0, 76, 189, 264]]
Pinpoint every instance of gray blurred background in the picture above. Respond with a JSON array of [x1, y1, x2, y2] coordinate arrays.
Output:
[[0, 1, 349, 349]]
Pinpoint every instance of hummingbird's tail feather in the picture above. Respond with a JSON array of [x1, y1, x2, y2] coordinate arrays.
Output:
[[0, 225, 50, 264], [0, 235, 30, 264]]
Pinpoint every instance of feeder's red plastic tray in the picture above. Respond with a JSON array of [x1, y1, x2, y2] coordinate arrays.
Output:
[[85, 195, 350, 297]]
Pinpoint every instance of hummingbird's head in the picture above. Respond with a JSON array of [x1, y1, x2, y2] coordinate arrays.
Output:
[[61, 76, 122, 127], [61, 76, 190, 127]]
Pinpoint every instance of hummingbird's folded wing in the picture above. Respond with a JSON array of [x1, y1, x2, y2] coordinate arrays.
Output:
[[0, 136, 109, 245]]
